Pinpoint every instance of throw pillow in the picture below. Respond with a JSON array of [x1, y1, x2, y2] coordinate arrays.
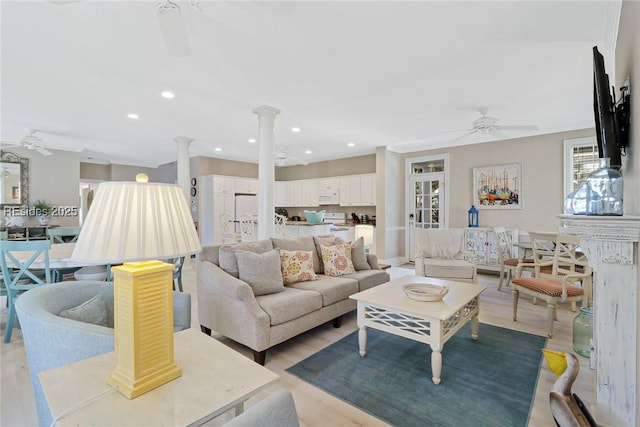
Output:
[[59, 294, 108, 327], [280, 249, 318, 285], [218, 239, 274, 277], [272, 236, 322, 274], [235, 249, 285, 296], [321, 243, 356, 276], [350, 236, 371, 270], [312, 235, 345, 273]]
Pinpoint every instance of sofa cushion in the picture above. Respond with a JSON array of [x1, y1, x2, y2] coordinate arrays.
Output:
[[280, 250, 318, 285], [199, 246, 221, 266], [59, 294, 108, 327], [272, 236, 322, 274], [312, 235, 345, 273], [256, 287, 323, 326], [219, 239, 274, 277], [321, 243, 355, 276], [343, 269, 391, 292], [289, 275, 358, 306], [236, 249, 285, 296], [423, 259, 475, 279], [350, 236, 371, 271]]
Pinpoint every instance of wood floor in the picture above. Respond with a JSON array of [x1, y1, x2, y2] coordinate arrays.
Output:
[[1, 260, 595, 427]]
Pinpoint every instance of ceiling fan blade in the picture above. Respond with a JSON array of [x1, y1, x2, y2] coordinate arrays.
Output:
[[34, 146, 54, 156], [488, 129, 507, 139], [0, 141, 21, 147], [448, 130, 478, 143], [496, 125, 539, 131], [157, 1, 190, 57]]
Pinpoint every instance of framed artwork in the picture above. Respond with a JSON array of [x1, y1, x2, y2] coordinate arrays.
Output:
[[473, 163, 522, 209]]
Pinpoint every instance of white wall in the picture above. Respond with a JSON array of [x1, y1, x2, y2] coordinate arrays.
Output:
[[3, 147, 80, 226]]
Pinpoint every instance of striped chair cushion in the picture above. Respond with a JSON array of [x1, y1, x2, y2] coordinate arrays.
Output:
[[512, 277, 584, 297], [504, 258, 534, 267]]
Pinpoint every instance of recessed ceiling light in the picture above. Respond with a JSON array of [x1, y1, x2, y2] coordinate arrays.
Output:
[[248, 138, 256, 143], [305, 150, 312, 154], [347, 142, 355, 147], [127, 113, 139, 120], [291, 127, 301, 133], [161, 91, 175, 99], [214, 147, 222, 152]]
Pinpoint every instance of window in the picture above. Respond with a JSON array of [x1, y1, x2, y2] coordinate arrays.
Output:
[[563, 137, 599, 196]]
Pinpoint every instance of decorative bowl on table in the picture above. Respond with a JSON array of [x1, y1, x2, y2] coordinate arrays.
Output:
[[402, 283, 449, 302], [303, 210, 326, 224]]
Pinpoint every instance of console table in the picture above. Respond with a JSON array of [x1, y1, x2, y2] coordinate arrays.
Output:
[[559, 215, 640, 427], [40, 328, 280, 426]]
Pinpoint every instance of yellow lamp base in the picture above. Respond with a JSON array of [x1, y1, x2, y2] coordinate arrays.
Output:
[[108, 260, 181, 399]]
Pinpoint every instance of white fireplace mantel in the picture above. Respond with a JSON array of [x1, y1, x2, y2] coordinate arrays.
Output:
[[559, 215, 640, 427]]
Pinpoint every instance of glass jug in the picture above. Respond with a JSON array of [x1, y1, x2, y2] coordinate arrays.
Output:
[[573, 306, 593, 358]]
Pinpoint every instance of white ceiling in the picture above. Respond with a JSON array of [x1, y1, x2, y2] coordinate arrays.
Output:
[[1, 1, 620, 168]]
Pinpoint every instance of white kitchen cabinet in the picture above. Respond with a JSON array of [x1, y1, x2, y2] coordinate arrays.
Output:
[[360, 174, 376, 205], [339, 174, 376, 206], [287, 181, 303, 206], [213, 176, 234, 194], [302, 180, 319, 207], [275, 181, 287, 207], [317, 178, 339, 191], [234, 178, 258, 194]]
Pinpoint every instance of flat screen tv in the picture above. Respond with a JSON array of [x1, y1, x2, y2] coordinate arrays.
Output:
[[592, 46, 630, 170]]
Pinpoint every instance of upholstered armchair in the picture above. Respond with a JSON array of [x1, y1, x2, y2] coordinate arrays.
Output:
[[414, 228, 477, 283], [15, 281, 191, 427]]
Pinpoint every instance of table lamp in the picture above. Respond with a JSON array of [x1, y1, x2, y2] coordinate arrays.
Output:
[[71, 175, 202, 399], [355, 224, 374, 253]]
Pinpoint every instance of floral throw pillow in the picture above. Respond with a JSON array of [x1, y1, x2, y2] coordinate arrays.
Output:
[[280, 250, 318, 285], [321, 243, 356, 276]]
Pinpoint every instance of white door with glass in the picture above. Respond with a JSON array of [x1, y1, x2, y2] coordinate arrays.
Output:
[[407, 173, 445, 261]]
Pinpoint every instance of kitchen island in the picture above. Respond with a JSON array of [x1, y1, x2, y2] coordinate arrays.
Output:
[[284, 222, 331, 237]]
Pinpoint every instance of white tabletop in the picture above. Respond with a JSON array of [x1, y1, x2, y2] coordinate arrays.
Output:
[[350, 275, 486, 320], [11, 242, 107, 269], [40, 328, 280, 427]]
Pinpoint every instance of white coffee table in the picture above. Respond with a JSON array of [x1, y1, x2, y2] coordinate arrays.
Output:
[[350, 275, 486, 384]]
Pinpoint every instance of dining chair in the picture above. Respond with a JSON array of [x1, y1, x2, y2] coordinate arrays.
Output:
[[48, 227, 81, 244], [169, 256, 185, 292], [511, 233, 590, 338], [219, 213, 241, 244], [0, 239, 53, 343], [48, 227, 83, 281], [492, 227, 534, 291], [274, 213, 287, 237], [239, 214, 257, 242]]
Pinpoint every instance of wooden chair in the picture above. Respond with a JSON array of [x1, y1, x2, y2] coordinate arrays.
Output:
[[274, 213, 287, 237], [48, 227, 81, 244], [48, 227, 82, 281], [239, 214, 257, 242], [512, 233, 591, 338], [493, 227, 534, 291], [219, 213, 241, 244], [0, 239, 52, 343]]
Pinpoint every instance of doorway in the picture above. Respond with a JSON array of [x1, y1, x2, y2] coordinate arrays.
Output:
[[405, 154, 449, 261]]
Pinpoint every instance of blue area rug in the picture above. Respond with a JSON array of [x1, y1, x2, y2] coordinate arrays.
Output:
[[286, 323, 546, 427]]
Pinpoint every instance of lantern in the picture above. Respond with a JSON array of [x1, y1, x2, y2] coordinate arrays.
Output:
[[468, 205, 479, 227]]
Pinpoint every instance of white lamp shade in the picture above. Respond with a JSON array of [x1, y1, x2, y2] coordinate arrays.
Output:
[[72, 181, 202, 263], [355, 225, 375, 246]]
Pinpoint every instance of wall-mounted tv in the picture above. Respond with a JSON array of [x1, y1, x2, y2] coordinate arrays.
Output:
[[592, 46, 631, 170]]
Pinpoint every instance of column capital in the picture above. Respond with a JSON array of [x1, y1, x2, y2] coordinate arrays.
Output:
[[253, 105, 281, 116], [174, 136, 193, 145]]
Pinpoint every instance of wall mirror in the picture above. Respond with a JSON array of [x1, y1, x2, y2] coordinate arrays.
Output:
[[1, 151, 29, 208]]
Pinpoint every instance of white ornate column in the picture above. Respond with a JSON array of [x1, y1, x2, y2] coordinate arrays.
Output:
[[253, 105, 280, 239], [559, 215, 640, 427], [175, 136, 192, 204]]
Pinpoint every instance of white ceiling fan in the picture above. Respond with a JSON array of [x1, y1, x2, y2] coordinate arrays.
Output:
[[1, 130, 54, 156], [50, 0, 199, 57], [446, 107, 539, 142], [275, 147, 307, 167]]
